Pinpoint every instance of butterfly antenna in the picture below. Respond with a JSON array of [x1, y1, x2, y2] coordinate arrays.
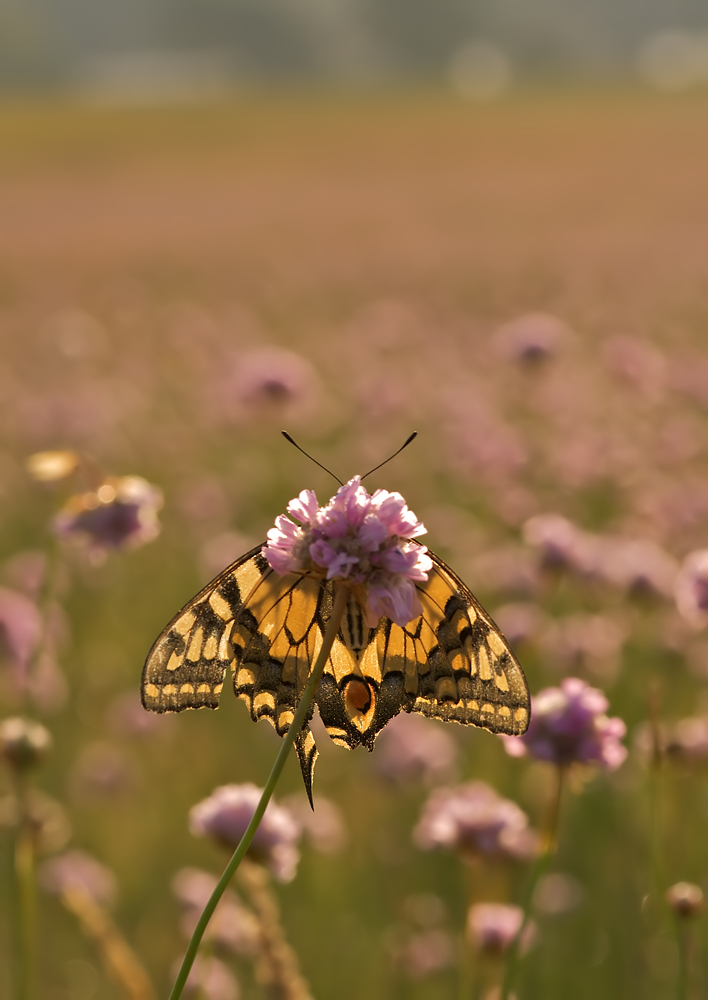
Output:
[[281, 431, 343, 486], [361, 432, 418, 481]]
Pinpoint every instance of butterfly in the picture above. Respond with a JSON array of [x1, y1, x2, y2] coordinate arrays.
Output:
[[142, 540, 530, 804]]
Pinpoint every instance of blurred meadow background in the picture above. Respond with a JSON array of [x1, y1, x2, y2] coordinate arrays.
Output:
[[3, 3, 708, 999]]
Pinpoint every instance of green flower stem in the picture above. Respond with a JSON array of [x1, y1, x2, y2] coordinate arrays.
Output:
[[675, 919, 688, 1000], [168, 582, 350, 1000], [500, 764, 565, 1000], [12, 773, 35, 1000]]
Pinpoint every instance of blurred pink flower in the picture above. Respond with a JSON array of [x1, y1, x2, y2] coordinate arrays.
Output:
[[374, 713, 458, 785], [600, 538, 677, 599], [0, 587, 42, 687], [467, 903, 536, 954], [189, 783, 301, 882], [176, 956, 240, 1000], [217, 347, 321, 425], [414, 781, 537, 861], [392, 928, 455, 979], [675, 550, 708, 628], [263, 476, 432, 628], [53, 475, 162, 562], [40, 850, 117, 905], [503, 677, 627, 769], [522, 514, 592, 573], [492, 312, 569, 365], [172, 867, 260, 955]]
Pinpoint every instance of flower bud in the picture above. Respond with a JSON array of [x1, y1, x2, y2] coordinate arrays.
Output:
[[0, 717, 52, 772], [666, 882, 704, 918]]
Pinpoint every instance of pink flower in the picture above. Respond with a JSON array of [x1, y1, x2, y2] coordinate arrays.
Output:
[[189, 783, 301, 882], [414, 781, 537, 861], [262, 476, 433, 628], [468, 903, 537, 954], [502, 677, 627, 770]]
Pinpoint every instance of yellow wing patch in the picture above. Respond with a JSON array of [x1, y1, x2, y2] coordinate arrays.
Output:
[[142, 545, 530, 804]]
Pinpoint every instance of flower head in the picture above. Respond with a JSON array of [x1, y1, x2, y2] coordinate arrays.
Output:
[[666, 882, 704, 918], [0, 717, 52, 772], [39, 850, 117, 905], [467, 903, 536, 955], [262, 477, 432, 627], [502, 677, 627, 769], [189, 783, 301, 882], [414, 780, 537, 861], [53, 475, 162, 562]]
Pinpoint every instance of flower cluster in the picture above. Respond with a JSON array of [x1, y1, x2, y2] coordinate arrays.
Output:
[[414, 780, 537, 861], [503, 677, 627, 769], [263, 476, 432, 627]]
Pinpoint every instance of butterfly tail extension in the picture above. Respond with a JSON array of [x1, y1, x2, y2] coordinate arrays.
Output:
[[295, 727, 318, 809]]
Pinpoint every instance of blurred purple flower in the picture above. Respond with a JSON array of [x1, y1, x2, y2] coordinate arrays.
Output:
[[503, 677, 627, 769], [601, 538, 677, 599], [414, 781, 537, 861], [675, 550, 708, 628], [53, 475, 162, 562], [374, 713, 458, 785], [263, 476, 432, 628], [281, 794, 349, 855], [218, 347, 321, 425], [467, 903, 536, 955], [39, 849, 117, 905], [522, 514, 592, 574], [172, 867, 260, 955], [492, 312, 569, 364], [189, 784, 301, 882]]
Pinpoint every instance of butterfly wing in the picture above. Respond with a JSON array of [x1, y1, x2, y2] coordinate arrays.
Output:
[[311, 551, 530, 756], [143, 545, 529, 803], [142, 545, 336, 804], [392, 551, 530, 734]]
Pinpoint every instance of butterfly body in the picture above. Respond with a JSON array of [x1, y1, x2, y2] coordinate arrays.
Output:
[[142, 543, 530, 802]]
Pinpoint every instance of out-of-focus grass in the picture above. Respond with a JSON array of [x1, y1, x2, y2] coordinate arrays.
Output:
[[1, 88, 708, 999]]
